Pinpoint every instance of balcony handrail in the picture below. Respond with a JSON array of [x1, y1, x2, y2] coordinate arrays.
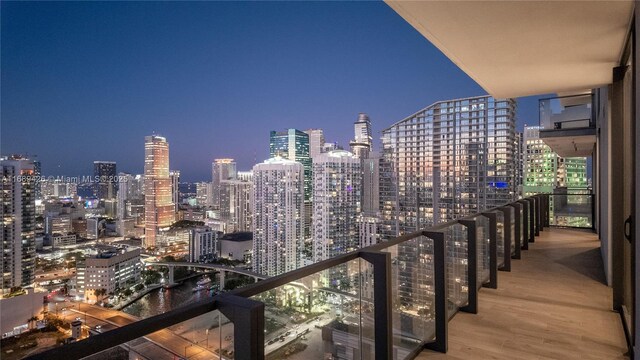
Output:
[[537, 93, 594, 102], [26, 196, 546, 360]]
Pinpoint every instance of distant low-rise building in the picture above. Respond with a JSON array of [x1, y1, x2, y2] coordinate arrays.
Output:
[[188, 227, 217, 263], [79, 249, 141, 303], [218, 232, 252, 263], [51, 233, 77, 248], [0, 288, 46, 338]]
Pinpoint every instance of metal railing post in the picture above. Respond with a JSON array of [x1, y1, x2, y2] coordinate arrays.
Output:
[[518, 200, 530, 250], [359, 251, 393, 360], [481, 212, 498, 289], [422, 231, 447, 353], [216, 294, 265, 360], [532, 197, 540, 237], [459, 219, 478, 314], [498, 207, 512, 272], [528, 198, 536, 242], [536, 195, 543, 233], [507, 202, 522, 259]]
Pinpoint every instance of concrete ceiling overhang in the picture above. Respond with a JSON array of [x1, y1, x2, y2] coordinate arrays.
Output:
[[539, 133, 595, 157], [385, 1, 634, 98]]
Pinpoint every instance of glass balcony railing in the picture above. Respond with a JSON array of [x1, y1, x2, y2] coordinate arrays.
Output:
[[539, 94, 594, 130], [27, 194, 569, 360], [549, 192, 594, 229]]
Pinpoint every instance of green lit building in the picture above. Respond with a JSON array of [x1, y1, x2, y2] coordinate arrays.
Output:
[[523, 126, 589, 227]]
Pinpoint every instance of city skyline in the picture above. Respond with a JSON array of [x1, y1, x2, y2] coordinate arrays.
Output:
[[1, 1, 546, 182]]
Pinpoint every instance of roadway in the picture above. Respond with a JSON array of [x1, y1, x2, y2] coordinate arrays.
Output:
[[49, 301, 224, 360]]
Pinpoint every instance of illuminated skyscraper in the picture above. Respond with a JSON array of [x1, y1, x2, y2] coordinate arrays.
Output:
[[220, 179, 253, 233], [170, 170, 180, 211], [117, 172, 133, 219], [93, 161, 117, 200], [312, 150, 361, 262], [349, 113, 373, 159], [380, 96, 517, 238], [144, 135, 175, 248], [211, 159, 237, 208], [1, 157, 36, 291], [269, 129, 311, 201], [304, 129, 325, 159], [252, 158, 304, 276], [270, 129, 312, 238]]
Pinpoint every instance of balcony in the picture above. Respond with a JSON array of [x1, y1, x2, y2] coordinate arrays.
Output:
[[417, 228, 625, 360], [538, 94, 596, 157], [26, 194, 628, 360]]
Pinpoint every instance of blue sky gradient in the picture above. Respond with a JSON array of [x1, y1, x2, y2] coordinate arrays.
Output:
[[1, 1, 545, 181]]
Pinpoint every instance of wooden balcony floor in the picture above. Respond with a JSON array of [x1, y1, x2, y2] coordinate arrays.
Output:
[[417, 227, 629, 360]]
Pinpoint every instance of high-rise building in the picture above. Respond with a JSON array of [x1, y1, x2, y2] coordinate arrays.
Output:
[[380, 96, 517, 239], [515, 132, 524, 197], [269, 129, 311, 201], [304, 129, 325, 159], [312, 150, 361, 262], [270, 129, 312, 238], [93, 161, 117, 200], [144, 135, 175, 248], [1, 157, 36, 291], [349, 113, 373, 159], [33, 160, 42, 200], [359, 154, 381, 248], [237, 171, 253, 182], [220, 179, 253, 233], [252, 158, 304, 276], [170, 170, 180, 211], [211, 159, 237, 208], [522, 125, 588, 195], [117, 172, 133, 219], [195, 182, 212, 207], [361, 154, 380, 215]]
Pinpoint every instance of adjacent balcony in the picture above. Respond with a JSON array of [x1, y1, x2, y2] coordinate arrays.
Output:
[[539, 94, 596, 158], [26, 195, 627, 360]]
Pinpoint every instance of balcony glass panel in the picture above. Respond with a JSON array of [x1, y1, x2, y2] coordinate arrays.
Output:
[[250, 258, 375, 360], [539, 95, 593, 130], [444, 223, 469, 318], [507, 206, 516, 255], [550, 193, 593, 228], [383, 235, 436, 359], [80, 310, 225, 360], [494, 211, 505, 267], [476, 215, 491, 284]]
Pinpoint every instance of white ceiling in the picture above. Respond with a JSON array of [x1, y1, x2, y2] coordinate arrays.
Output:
[[385, 1, 634, 98]]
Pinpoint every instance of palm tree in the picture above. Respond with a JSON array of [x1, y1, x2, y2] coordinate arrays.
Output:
[[94, 288, 107, 303]]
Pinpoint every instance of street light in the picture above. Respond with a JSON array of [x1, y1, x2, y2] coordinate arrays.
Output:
[[205, 329, 209, 348]]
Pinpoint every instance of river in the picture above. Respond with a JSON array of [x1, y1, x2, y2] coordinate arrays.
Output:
[[122, 273, 219, 318]]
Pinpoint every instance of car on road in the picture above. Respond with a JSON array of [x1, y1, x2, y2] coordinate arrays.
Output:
[[95, 325, 102, 330], [75, 317, 81, 321]]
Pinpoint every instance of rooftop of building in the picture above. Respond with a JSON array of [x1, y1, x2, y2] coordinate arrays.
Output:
[[219, 231, 253, 242]]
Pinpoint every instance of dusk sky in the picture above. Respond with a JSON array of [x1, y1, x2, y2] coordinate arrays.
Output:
[[2, 1, 545, 182]]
